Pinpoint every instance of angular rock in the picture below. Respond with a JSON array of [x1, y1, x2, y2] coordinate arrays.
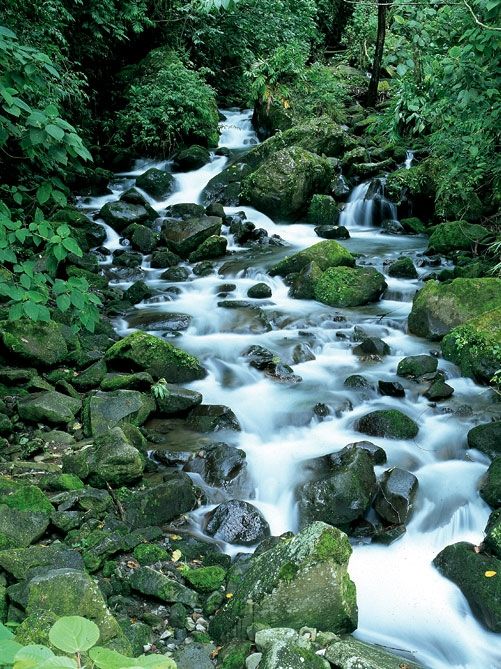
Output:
[[270, 240, 354, 277], [433, 542, 501, 632], [288, 261, 323, 300], [378, 380, 405, 398], [0, 543, 84, 581], [205, 500, 270, 546], [424, 378, 454, 400], [173, 145, 211, 171], [83, 389, 155, 436], [0, 505, 50, 549], [17, 391, 81, 425], [105, 331, 206, 382], [99, 201, 154, 232], [344, 441, 387, 465], [129, 566, 198, 607], [125, 474, 197, 529], [135, 168, 175, 199], [374, 468, 418, 525], [125, 223, 157, 253], [467, 422, 501, 460], [353, 337, 390, 357], [209, 522, 357, 642], [73, 359, 108, 391], [189, 235, 227, 262], [314, 267, 387, 308], [397, 355, 438, 379], [325, 636, 423, 669], [156, 384, 202, 415], [480, 458, 501, 509], [162, 215, 222, 258], [356, 409, 419, 439], [1, 320, 68, 367], [256, 628, 329, 669], [187, 404, 241, 432]]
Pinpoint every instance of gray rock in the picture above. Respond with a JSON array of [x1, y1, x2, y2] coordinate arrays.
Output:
[[325, 636, 424, 669], [467, 422, 501, 459], [161, 215, 222, 258], [83, 389, 155, 436], [129, 566, 199, 608], [374, 467, 418, 525], [187, 404, 241, 432], [125, 473, 197, 529], [205, 500, 270, 546], [135, 168, 175, 199], [156, 384, 203, 415], [17, 391, 81, 425]]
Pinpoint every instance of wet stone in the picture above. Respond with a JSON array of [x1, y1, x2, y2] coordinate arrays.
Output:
[[378, 380, 405, 398], [397, 355, 438, 379], [160, 267, 190, 282], [315, 225, 350, 240], [353, 337, 390, 357], [424, 378, 454, 401], [343, 441, 387, 466], [187, 405, 241, 432], [205, 500, 270, 546], [247, 282, 272, 299], [374, 467, 418, 525]]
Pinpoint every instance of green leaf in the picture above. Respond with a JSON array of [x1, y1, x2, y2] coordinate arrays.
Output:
[[51, 189, 67, 207], [36, 658, 78, 669], [56, 294, 71, 312], [0, 638, 23, 664], [45, 124, 65, 141], [89, 647, 176, 669], [20, 273, 31, 290], [48, 616, 100, 654], [13, 644, 54, 669], [0, 622, 14, 640], [36, 182, 52, 205], [62, 237, 82, 256], [8, 302, 24, 321]]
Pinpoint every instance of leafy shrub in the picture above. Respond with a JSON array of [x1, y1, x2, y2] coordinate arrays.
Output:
[[113, 48, 219, 157]]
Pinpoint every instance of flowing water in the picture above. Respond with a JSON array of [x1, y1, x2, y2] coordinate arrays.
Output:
[[79, 109, 501, 669]]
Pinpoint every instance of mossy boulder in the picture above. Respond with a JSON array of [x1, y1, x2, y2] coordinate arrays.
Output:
[[387, 257, 418, 279], [241, 146, 334, 219], [124, 474, 197, 529], [433, 542, 501, 632], [307, 194, 340, 226], [384, 163, 436, 220], [73, 359, 108, 391], [129, 566, 199, 607], [182, 565, 227, 593], [0, 505, 50, 549], [467, 422, 501, 460], [314, 266, 387, 308], [428, 221, 490, 255], [189, 235, 227, 262], [401, 216, 426, 235], [100, 371, 154, 391], [1, 319, 68, 367], [17, 391, 81, 425], [209, 522, 357, 642], [15, 611, 59, 647], [485, 510, 501, 559], [135, 168, 175, 199], [441, 308, 501, 385], [162, 215, 222, 258], [150, 248, 182, 268], [83, 389, 155, 436], [408, 279, 501, 340], [26, 568, 129, 647], [288, 261, 324, 300], [355, 409, 419, 439], [324, 636, 424, 669], [105, 331, 206, 382], [99, 201, 155, 232], [173, 145, 211, 171], [0, 477, 54, 515], [397, 354, 438, 379], [269, 240, 354, 277], [133, 543, 168, 565], [187, 404, 241, 432], [155, 384, 202, 415], [0, 543, 84, 580], [255, 628, 330, 669], [480, 458, 501, 509], [125, 223, 158, 253]]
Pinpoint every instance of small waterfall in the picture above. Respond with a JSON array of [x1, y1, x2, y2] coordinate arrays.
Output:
[[339, 180, 397, 228], [405, 150, 415, 169]]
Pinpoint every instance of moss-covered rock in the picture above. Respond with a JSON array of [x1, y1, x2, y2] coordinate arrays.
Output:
[[182, 565, 227, 593], [307, 194, 340, 226], [73, 359, 107, 391], [162, 215, 222, 258], [441, 308, 501, 385], [189, 235, 227, 262], [218, 641, 253, 669], [17, 391, 81, 425], [255, 628, 330, 669], [355, 409, 419, 439], [408, 279, 501, 340], [173, 145, 211, 171], [135, 168, 175, 199], [187, 404, 241, 432], [401, 216, 427, 235], [15, 611, 59, 647], [270, 241, 354, 278], [324, 636, 424, 669], [83, 389, 155, 436], [150, 248, 182, 268], [209, 522, 357, 642], [384, 163, 436, 220], [99, 201, 155, 232], [387, 257, 418, 279], [0, 505, 50, 549], [485, 510, 501, 559], [105, 331, 206, 382], [125, 474, 197, 529], [396, 354, 438, 379], [133, 543, 168, 565], [129, 566, 199, 607], [241, 146, 334, 219], [1, 320, 68, 368], [100, 371, 154, 391], [155, 383, 202, 415], [0, 477, 54, 514], [0, 543, 84, 580], [39, 473, 85, 491], [125, 223, 158, 253], [314, 266, 387, 307], [428, 221, 490, 255], [480, 458, 501, 509], [467, 422, 501, 460], [433, 542, 501, 632]]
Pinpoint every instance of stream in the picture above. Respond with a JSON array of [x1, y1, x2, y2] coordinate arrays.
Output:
[[79, 109, 501, 669]]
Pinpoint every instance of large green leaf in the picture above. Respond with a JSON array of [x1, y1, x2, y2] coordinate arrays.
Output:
[[13, 644, 53, 669], [0, 623, 14, 641], [89, 647, 176, 669], [0, 638, 23, 664], [48, 617, 100, 654], [37, 659, 77, 669]]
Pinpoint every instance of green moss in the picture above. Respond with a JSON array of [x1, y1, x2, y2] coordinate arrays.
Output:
[[133, 543, 168, 565], [428, 221, 490, 254], [40, 473, 85, 491], [193, 631, 212, 644], [278, 562, 299, 583], [183, 565, 227, 593], [1, 319, 68, 367], [220, 641, 253, 669], [103, 560, 118, 577], [0, 482, 54, 514], [270, 240, 354, 277], [313, 527, 352, 564], [307, 194, 339, 226], [15, 611, 59, 647], [356, 409, 419, 439], [314, 266, 387, 307]]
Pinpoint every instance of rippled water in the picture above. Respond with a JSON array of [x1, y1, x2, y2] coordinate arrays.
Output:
[[80, 109, 501, 669]]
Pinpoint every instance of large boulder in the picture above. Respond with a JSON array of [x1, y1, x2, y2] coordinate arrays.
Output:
[[83, 389, 155, 436], [397, 354, 438, 379], [480, 458, 501, 509], [374, 468, 418, 525], [442, 308, 501, 384], [187, 405, 241, 432], [355, 409, 419, 439], [129, 566, 199, 607], [135, 168, 175, 199], [124, 473, 197, 529], [324, 636, 424, 669], [105, 331, 206, 382], [17, 391, 81, 425], [297, 447, 376, 528], [467, 422, 501, 460], [241, 146, 334, 218], [307, 194, 340, 226], [255, 628, 329, 669], [0, 506, 49, 549], [205, 500, 270, 546], [155, 384, 203, 415], [269, 240, 354, 277], [433, 542, 501, 632], [161, 215, 222, 258], [314, 266, 387, 308], [428, 221, 490, 254], [99, 200, 155, 232], [1, 320, 68, 367], [26, 568, 128, 645], [209, 522, 357, 642], [173, 145, 211, 171], [408, 278, 501, 340], [0, 543, 84, 580]]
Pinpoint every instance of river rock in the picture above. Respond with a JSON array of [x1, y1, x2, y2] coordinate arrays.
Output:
[[186, 443, 249, 494], [173, 145, 211, 171], [113, 249, 143, 268], [485, 510, 501, 559], [378, 380, 405, 397], [100, 371, 154, 391], [381, 219, 405, 235], [105, 331, 206, 382], [355, 409, 419, 439], [150, 248, 182, 268], [374, 467, 418, 525], [17, 391, 81, 425], [129, 566, 198, 607], [408, 278, 501, 340], [0, 506, 50, 549], [124, 473, 197, 529], [298, 446, 377, 528], [288, 261, 323, 300], [428, 221, 490, 254], [247, 282, 272, 299], [160, 266, 190, 281], [1, 319, 68, 368], [99, 200, 154, 231], [307, 194, 340, 226], [324, 636, 424, 669], [209, 521, 357, 642], [205, 500, 270, 546], [135, 167, 175, 199], [189, 235, 227, 262], [315, 225, 350, 240], [387, 256, 418, 279], [187, 404, 241, 432], [120, 187, 148, 205], [269, 240, 354, 277], [255, 628, 329, 669], [467, 422, 501, 460], [344, 374, 374, 391], [0, 543, 84, 581], [161, 215, 222, 258], [353, 337, 390, 357], [124, 223, 157, 253], [344, 441, 387, 465], [155, 384, 202, 415], [441, 307, 501, 384], [127, 310, 191, 332], [166, 203, 206, 219], [433, 542, 501, 632], [479, 458, 501, 508], [83, 389, 155, 436], [397, 354, 438, 379], [314, 266, 387, 308], [292, 342, 316, 364], [241, 146, 334, 219], [424, 378, 454, 400], [26, 568, 128, 646]]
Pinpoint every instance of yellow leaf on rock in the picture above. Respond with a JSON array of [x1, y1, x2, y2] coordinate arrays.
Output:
[[171, 549, 182, 562], [485, 570, 497, 578], [225, 593, 233, 599]]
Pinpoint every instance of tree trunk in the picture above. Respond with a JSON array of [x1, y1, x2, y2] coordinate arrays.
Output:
[[367, 0, 388, 107]]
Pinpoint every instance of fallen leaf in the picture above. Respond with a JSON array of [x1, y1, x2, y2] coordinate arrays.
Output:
[[225, 592, 233, 599], [171, 549, 182, 562], [485, 570, 497, 578], [169, 534, 181, 541]]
